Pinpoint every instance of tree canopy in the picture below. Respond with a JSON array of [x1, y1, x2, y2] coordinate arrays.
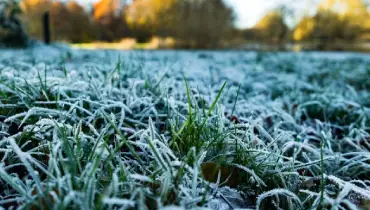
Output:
[[254, 10, 289, 44], [5, 0, 370, 48], [294, 0, 369, 42], [125, 0, 234, 47]]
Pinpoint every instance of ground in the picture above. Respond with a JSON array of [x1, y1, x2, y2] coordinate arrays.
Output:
[[0, 45, 369, 210]]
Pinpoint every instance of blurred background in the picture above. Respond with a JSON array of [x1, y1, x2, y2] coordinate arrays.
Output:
[[1, 0, 370, 50]]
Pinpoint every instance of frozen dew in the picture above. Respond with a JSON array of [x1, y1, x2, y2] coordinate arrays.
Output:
[[0, 46, 369, 209]]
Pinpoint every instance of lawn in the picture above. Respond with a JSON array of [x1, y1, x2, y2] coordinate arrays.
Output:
[[0, 45, 369, 210]]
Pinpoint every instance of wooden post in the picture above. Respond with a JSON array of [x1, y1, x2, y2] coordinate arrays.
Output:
[[42, 12, 50, 44]]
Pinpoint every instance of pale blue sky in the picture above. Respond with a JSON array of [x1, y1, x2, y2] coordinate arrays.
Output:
[[74, 0, 321, 28], [225, 0, 320, 28]]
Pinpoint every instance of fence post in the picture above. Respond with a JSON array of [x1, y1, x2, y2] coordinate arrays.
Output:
[[42, 12, 50, 44]]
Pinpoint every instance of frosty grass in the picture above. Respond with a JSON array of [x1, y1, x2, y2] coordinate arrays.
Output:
[[0, 45, 369, 209]]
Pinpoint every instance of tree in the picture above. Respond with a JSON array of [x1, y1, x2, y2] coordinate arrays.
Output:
[[49, 1, 69, 41], [125, 0, 234, 47], [294, 0, 369, 42], [66, 1, 96, 42], [250, 9, 289, 44], [318, 0, 368, 16], [0, 0, 28, 47], [169, 0, 235, 48], [319, 0, 368, 40], [93, 0, 128, 41], [20, 0, 51, 40], [21, 0, 96, 43], [293, 16, 316, 41], [125, 0, 176, 42]]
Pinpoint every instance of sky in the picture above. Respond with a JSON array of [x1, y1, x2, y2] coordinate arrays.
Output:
[[225, 0, 320, 28], [75, 0, 321, 28]]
